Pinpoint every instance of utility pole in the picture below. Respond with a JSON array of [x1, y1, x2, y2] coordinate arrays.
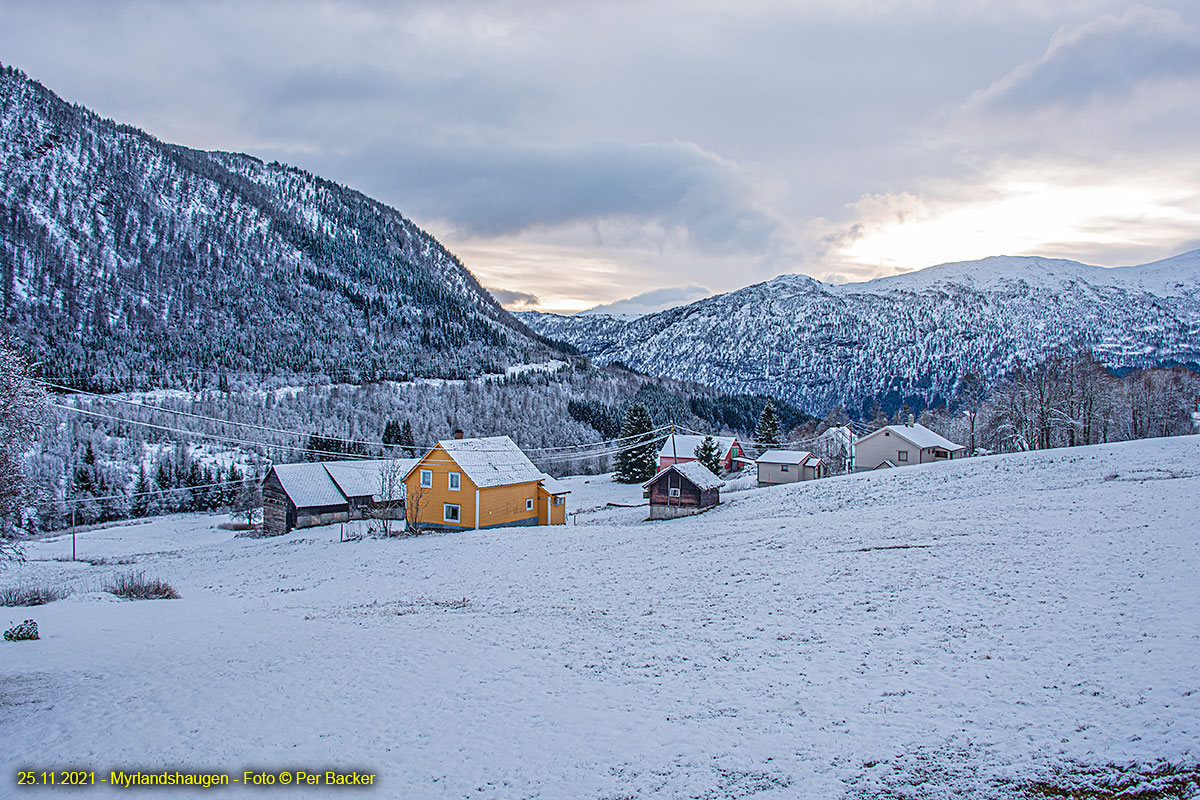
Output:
[[669, 421, 677, 508]]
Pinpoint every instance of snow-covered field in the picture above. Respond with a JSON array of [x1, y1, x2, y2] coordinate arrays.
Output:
[[3, 437, 1199, 798]]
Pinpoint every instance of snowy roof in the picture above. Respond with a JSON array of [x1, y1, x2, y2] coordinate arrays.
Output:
[[324, 459, 418, 502], [644, 460, 725, 491], [268, 463, 346, 508], [433, 436, 545, 489], [756, 449, 814, 465], [856, 423, 964, 452], [803, 456, 824, 468], [659, 434, 738, 461], [538, 473, 571, 495]]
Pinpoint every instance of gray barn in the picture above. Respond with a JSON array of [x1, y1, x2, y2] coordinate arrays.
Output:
[[261, 459, 417, 536]]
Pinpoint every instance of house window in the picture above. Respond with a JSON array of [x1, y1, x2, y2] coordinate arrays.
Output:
[[897, 450, 908, 462], [553, 496, 565, 506], [525, 498, 534, 511], [443, 503, 461, 523], [448, 472, 461, 491], [780, 465, 789, 472], [419, 469, 432, 488], [933, 449, 947, 459], [668, 487, 681, 497]]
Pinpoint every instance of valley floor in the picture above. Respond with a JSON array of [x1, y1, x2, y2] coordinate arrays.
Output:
[[2, 437, 1199, 798]]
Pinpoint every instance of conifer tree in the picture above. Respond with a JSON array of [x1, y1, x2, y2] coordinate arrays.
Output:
[[400, 420, 418, 457], [614, 403, 657, 483], [130, 466, 151, 518], [694, 435, 722, 476], [382, 420, 402, 446], [755, 400, 781, 449]]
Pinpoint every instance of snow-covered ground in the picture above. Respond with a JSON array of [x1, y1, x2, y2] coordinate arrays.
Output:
[[3, 436, 1199, 798]]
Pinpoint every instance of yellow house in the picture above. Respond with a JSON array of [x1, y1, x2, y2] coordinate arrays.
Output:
[[402, 436, 569, 531]]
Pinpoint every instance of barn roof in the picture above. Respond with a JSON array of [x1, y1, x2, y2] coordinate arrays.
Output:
[[756, 449, 815, 465], [268, 463, 346, 508], [644, 460, 725, 491], [324, 459, 418, 502], [856, 423, 964, 452], [433, 436, 545, 489], [658, 434, 738, 461]]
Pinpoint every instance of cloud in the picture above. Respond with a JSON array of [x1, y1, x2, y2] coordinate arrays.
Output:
[[964, 6, 1200, 114], [578, 285, 712, 316], [485, 287, 539, 309], [331, 139, 784, 258]]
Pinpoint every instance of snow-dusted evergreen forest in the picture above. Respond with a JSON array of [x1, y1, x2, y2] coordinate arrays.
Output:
[[0, 64, 565, 386]]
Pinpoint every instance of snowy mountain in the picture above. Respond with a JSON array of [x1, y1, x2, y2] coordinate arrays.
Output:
[[520, 252, 1200, 415], [0, 64, 556, 388]]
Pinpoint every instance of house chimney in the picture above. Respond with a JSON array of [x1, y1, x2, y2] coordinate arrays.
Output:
[[453, 429, 465, 439], [907, 413, 915, 427]]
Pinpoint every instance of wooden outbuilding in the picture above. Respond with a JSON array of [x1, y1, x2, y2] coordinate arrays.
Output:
[[643, 461, 724, 520], [261, 458, 417, 536]]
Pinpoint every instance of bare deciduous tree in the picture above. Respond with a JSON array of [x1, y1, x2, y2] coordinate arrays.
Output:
[[368, 458, 406, 537], [404, 483, 433, 536]]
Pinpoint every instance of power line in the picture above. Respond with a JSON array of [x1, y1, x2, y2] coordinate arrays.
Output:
[[41, 478, 253, 507], [46, 381, 673, 455], [52, 402, 671, 464]]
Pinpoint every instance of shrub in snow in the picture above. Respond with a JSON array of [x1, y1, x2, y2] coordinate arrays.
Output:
[[4, 619, 38, 641], [102, 572, 180, 601], [0, 583, 69, 606]]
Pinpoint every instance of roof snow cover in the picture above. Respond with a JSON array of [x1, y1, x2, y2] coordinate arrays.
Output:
[[538, 473, 572, 495], [645, 460, 725, 491], [659, 434, 737, 461], [757, 449, 815, 464], [859, 423, 964, 452], [436, 436, 545, 488], [270, 459, 421, 506], [324, 459, 418, 502], [269, 463, 347, 508]]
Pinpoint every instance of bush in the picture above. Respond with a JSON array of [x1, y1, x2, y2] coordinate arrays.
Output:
[[102, 571, 180, 600], [0, 583, 69, 607], [3, 619, 38, 641]]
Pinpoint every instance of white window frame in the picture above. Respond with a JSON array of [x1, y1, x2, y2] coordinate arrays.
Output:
[[553, 496, 564, 506], [525, 498, 534, 511], [668, 487, 681, 497], [419, 469, 432, 488], [443, 503, 461, 523], [448, 472, 461, 491]]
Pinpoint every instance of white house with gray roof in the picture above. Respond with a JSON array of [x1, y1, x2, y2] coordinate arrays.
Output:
[[852, 423, 965, 472]]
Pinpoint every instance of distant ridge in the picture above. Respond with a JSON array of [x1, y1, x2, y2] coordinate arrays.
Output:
[[520, 251, 1200, 415]]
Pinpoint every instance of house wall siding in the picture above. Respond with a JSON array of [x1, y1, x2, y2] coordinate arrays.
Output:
[[403, 445, 542, 530]]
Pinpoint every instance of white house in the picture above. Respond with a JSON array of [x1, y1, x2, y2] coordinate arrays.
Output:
[[852, 423, 965, 472], [756, 450, 827, 487]]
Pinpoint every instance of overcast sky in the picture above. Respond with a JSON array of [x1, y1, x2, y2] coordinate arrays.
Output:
[[3, 1, 1199, 312]]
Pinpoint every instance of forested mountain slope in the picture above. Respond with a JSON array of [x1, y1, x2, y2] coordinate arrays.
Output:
[[0, 64, 555, 388], [521, 252, 1200, 416]]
